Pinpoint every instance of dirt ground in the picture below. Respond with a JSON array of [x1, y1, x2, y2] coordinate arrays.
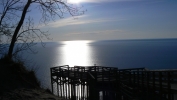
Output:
[[0, 88, 67, 100]]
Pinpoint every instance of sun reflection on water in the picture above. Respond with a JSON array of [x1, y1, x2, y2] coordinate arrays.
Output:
[[59, 40, 93, 67]]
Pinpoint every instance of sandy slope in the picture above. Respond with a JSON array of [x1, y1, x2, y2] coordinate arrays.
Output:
[[0, 88, 67, 100]]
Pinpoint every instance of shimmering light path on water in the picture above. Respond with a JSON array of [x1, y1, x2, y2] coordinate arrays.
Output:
[[58, 41, 93, 67]]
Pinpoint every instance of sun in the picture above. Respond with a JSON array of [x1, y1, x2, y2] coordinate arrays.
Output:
[[68, 0, 83, 3]]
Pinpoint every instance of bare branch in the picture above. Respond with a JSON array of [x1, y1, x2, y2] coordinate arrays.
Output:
[[34, 0, 85, 23], [0, 0, 85, 59], [13, 17, 50, 55]]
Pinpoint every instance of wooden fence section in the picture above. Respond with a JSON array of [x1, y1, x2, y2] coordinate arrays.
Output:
[[118, 68, 177, 100], [50, 66, 177, 100]]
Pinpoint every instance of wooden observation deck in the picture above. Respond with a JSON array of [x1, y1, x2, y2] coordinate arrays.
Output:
[[50, 65, 177, 100]]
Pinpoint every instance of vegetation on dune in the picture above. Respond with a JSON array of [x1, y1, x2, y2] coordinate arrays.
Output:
[[0, 56, 66, 100], [0, 55, 40, 94]]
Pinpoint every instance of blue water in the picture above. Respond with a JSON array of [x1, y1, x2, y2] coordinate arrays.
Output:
[[9, 39, 177, 88]]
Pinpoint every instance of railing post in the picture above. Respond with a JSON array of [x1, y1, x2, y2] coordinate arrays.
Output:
[[159, 71, 162, 100], [152, 71, 155, 100], [59, 68, 63, 97], [137, 69, 140, 86], [68, 67, 70, 99], [141, 71, 144, 89], [133, 71, 135, 86], [50, 68, 54, 94], [57, 73, 59, 97], [129, 70, 131, 85], [146, 71, 149, 100], [168, 71, 171, 100]]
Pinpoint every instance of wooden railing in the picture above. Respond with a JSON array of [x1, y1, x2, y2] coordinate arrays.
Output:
[[51, 66, 177, 100], [118, 68, 177, 100]]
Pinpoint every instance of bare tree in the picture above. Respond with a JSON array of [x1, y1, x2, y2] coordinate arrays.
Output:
[[0, 0, 22, 56], [0, 0, 84, 59]]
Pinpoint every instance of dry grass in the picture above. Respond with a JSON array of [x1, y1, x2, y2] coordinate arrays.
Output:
[[0, 56, 66, 100]]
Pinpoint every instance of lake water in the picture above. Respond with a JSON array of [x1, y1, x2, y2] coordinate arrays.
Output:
[[19, 39, 177, 88]]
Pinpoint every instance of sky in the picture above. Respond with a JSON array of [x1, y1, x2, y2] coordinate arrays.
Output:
[[32, 0, 177, 41]]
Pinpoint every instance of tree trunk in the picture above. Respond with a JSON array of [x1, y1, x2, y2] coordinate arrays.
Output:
[[8, 0, 31, 59]]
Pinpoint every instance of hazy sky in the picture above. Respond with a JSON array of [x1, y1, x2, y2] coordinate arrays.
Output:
[[36, 0, 177, 41]]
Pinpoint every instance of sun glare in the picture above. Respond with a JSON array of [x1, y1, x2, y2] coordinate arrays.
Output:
[[59, 40, 93, 66], [68, 0, 83, 3]]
